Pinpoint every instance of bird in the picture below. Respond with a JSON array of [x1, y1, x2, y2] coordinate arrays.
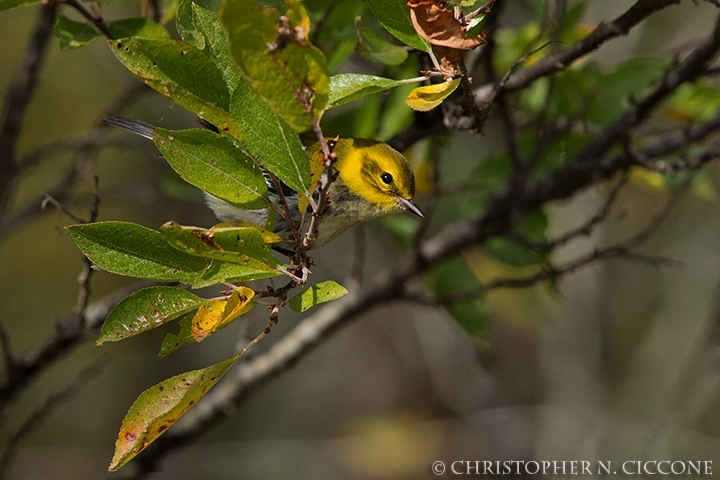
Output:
[[103, 116, 424, 249]]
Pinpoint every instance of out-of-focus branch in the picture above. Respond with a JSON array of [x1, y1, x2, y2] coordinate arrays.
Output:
[[16, 136, 135, 173], [0, 80, 146, 242], [0, 281, 153, 408], [448, 191, 680, 303], [522, 13, 720, 207], [61, 0, 115, 39], [0, 359, 107, 479], [477, 0, 683, 99], [390, 1, 690, 154], [0, 3, 58, 214]]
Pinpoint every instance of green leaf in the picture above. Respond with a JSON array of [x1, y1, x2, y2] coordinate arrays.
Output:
[[199, 257, 281, 286], [210, 226, 280, 265], [191, 2, 243, 90], [425, 255, 488, 346], [367, 0, 430, 52], [356, 28, 409, 65], [588, 57, 668, 125], [176, 0, 204, 47], [162, 0, 183, 24], [381, 215, 420, 249], [151, 128, 268, 209], [67, 222, 211, 284], [221, 0, 329, 131], [289, 280, 348, 312], [515, 208, 548, 242], [406, 79, 461, 112], [108, 18, 170, 39], [177, 1, 243, 91], [97, 287, 204, 345], [66, 221, 276, 288], [376, 58, 420, 140], [110, 37, 233, 128], [110, 35, 311, 194], [158, 312, 195, 357], [54, 16, 100, 51], [159, 222, 281, 270], [484, 209, 548, 267], [229, 82, 312, 194], [483, 237, 541, 267], [0, 0, 41, 11], [108, 355, 239, 471], [328, 73, 406, 108]]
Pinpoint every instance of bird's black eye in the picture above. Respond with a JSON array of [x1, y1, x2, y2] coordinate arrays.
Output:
[[381, 172, 393, 184]]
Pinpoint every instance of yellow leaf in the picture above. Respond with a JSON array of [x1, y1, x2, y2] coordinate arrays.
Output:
[[628, 165, 667, 192], [191, 287, 255, 341], [190, 299, 226, 341], [405, 78, 460, 111], [219, 286, 255, 327]]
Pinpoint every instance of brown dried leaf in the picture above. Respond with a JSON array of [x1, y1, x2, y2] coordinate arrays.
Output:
[[407, 0, 489, 72]]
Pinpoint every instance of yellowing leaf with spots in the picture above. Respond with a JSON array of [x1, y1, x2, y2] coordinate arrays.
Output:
[[221, 0, 329, 131], [191, 286, 255, 341], [297, 138, 332, 216], [405, 78, 460, 112], [109, 355, 239, 471]]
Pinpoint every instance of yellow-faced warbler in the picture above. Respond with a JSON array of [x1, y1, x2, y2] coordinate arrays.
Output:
[[104, 116, 424, 248]]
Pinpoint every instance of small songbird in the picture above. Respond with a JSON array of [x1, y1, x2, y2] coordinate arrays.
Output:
[[104, 116, 424, 249]]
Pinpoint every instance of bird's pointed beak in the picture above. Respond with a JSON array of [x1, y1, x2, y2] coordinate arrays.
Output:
[[398, 197, 425, 218]]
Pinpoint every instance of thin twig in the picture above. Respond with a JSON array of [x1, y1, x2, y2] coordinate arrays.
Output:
[[300, 121, 338, 252], [478, 0, 683, 97], [447, 190, 680, 303], [544, 175, 629, 250], [266, 171, 301, 247], [61, 0, 115, 39], [310, 0, 340, 45]]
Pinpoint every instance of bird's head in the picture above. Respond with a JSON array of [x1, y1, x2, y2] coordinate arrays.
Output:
[[328, 138, 424, 218]]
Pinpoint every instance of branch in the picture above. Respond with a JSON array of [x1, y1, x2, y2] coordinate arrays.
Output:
[[0, 3, 58, 214], [449, 192, 681, 302], [477, 0, 683, 98], [522, 13, 720, 208], [390, 0, 689, 153]]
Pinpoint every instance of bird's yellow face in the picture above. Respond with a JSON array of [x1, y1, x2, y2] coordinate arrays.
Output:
[[329, 138, 424, 218]]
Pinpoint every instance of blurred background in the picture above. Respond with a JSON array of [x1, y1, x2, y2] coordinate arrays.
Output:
[[2, 0, 720, 478]]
